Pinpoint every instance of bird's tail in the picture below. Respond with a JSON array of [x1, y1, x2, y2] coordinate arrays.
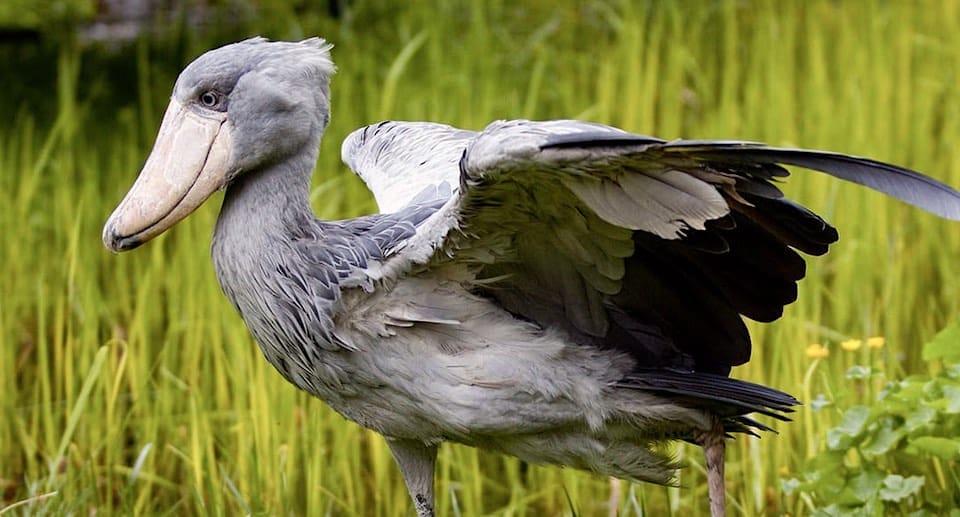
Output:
[[615, 369, 799, 436]]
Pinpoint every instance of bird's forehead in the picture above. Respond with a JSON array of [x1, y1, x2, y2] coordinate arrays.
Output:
[[175, 44, 257, 94], [174, 38, 334, 96]]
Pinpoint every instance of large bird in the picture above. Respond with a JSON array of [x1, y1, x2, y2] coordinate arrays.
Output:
[[102, 38, 960, 516]]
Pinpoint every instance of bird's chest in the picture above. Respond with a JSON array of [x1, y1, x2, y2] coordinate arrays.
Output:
[[211, 243, 357, 397], [222, 285, 435, 434], [211, 256, 446, 439]]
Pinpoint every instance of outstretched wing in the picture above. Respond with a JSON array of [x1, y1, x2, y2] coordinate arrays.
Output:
[[343, 119, 960, 376]]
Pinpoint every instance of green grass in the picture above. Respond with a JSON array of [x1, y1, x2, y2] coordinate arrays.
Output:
[[2, 0, 960, 514]]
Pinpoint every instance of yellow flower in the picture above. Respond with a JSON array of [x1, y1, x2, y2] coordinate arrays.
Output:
[[805, 343, 829, 359], [840, 339, 863, 351], [867, 336, 885, 349], [778, 466, 790, 476]]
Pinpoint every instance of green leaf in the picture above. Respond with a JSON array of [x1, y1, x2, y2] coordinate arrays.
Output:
[[781, 477, 802, 495], [802, 452, 847, 497], [906, 436, 960, 460], [922, 321, 960, 362], [945, 364, 960, 380], [847, 365, 881, 380], [910, 510, 945, 517], [861, 422, 905, 458], [811, 393, 833, 412], [886, 377, 932, 410], [827, 406, 872, 450], [878, 474, 924, 502], [923, 378, 944, 399], [812, 504, 843, 517], [848, 467, 885, 503], [944, 385, 960, 414], [813, 504, 871, 517], [904, 406, 937, 433]]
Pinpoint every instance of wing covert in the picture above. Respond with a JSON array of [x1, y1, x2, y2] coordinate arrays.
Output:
[[342, 121, 475, 213]]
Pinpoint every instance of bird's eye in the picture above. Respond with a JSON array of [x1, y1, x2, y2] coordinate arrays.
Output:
[[199, 91, 220, 108]]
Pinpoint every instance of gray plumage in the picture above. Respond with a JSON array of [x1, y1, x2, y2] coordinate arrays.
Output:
[[102, 38, 960, 517]]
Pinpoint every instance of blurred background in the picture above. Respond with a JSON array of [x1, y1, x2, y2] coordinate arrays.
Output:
[[2, 1, 959, 515]]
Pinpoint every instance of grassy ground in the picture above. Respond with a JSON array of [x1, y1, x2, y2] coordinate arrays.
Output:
[[2, 1, 959, 515]]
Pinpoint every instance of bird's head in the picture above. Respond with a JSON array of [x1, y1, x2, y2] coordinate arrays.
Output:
[[102, 37, 335, 252]]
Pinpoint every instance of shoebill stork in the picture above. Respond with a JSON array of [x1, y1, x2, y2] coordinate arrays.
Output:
[[102, 38, 960, 516]]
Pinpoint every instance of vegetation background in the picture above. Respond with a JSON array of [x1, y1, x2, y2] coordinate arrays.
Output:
[[1, 0, 959, 515]]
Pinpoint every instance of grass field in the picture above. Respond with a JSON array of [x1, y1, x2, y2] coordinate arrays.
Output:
[[2, 1, 959, 515]]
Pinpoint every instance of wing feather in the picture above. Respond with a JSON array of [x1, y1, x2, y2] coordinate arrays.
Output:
[[342, 121, 475, 212], [676, 146, 960, 220], [342, 118, 960, 376]]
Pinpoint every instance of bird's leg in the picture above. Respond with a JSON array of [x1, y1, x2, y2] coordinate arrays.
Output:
[[697, 416, 727, 517], [386, 437, 438, 517]]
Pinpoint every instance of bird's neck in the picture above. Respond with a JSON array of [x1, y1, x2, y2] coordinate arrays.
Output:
[[211, 149, 321, 301], [209, 149, 334, 391], [215, 151, 318, 242]]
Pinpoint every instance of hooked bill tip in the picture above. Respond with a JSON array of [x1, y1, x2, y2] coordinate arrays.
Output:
[[102, 223, 144, 253]]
